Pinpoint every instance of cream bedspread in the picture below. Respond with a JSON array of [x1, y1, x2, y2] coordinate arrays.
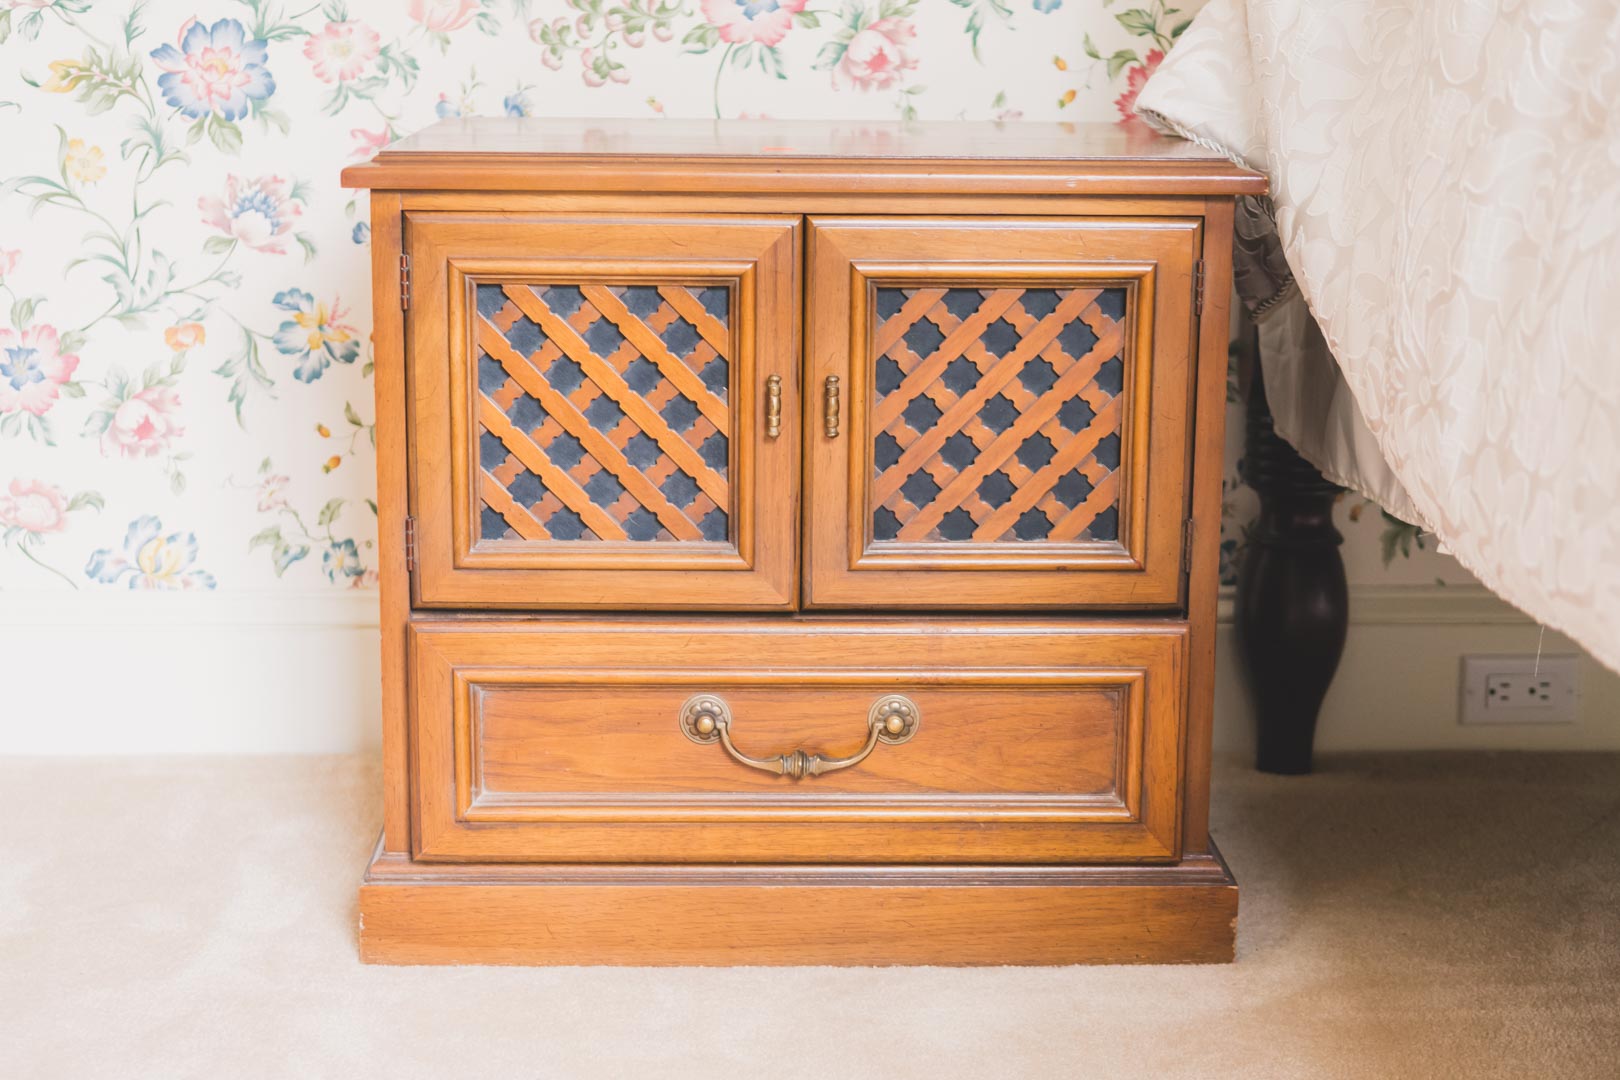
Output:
[[1137, 0, 1620, 672]]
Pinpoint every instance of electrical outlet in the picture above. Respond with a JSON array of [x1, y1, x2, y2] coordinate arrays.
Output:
[[1460, 654, 1580, 726]]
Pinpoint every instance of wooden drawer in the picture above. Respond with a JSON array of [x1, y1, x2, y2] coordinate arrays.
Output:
[[409, 618, 1185, 864]]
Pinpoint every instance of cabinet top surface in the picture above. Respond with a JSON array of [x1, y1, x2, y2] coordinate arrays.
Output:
[[343, 117, 1264, 196]]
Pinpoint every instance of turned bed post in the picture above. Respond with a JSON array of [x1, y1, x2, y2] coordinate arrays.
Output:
[[1233, 319, 1349, 775]]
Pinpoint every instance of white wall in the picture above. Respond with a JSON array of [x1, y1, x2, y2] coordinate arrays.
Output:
[[4, 586, 1614, 755]]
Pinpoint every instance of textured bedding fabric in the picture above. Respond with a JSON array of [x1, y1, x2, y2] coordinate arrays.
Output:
[[1137, 0, 1620, 672]]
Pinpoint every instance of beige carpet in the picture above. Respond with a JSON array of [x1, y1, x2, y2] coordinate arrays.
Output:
[[2, 753, 1616, 1079]]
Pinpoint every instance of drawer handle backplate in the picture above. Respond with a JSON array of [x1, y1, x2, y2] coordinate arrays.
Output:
[[679, 693, 920, 780]]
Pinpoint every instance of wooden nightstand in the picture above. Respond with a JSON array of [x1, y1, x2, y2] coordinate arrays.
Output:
[[343, 118, 1264, 965]]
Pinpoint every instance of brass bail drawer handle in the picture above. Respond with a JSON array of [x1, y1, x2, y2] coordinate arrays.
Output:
[[679, 693, 920, 780], [823, 375, 840, 438], [764, 374, 782, 438]]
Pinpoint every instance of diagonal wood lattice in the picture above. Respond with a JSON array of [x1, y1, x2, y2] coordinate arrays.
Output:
[[869, 285, 1129, 544], [473, 282, 733, 543]]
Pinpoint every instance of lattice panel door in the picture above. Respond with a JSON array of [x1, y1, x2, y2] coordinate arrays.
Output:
[[804, 216, 1201, 609], [406, 215, 799, 610], [474, 282, 734, 545], [868, 284, 1127, 547]]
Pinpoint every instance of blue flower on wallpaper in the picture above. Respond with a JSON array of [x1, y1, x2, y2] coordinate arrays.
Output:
[[86, 516, 217, 590], [351, 222, 370, 245], [271, 289, 360, 383], [150, 18, 275, 121], [434, 93, 462, 119], [323, 537, 366, 583], [1033, 0, 1062, 10], [502, 90, 533, 117]]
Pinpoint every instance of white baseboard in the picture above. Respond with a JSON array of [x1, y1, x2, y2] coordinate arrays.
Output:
[[1, 587, 1614, 754]]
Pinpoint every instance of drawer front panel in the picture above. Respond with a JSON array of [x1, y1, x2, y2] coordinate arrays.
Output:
[[410, 619, 1186, 864], [805, 216, 1201, 609], [406, 213, 800, 610]]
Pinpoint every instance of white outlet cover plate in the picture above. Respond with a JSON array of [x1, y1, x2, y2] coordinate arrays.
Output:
[[1460, 654, 1580, 726]]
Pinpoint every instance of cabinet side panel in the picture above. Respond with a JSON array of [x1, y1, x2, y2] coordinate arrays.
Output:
[[1182, 198, 1235, 856], [370, 191, 411, 853]]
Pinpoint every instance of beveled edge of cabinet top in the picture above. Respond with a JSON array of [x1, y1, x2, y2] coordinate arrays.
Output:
[[341, 117, 1266, 196]]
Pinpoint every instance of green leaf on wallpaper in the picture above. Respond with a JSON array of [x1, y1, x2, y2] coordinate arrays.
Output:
[[963, 9, 985, 59], [681, 23, 719, 53], [1115, 9, 1159, 36], [57, 330, 87, 353], [207, 117, 243, 155], [297, 235, 318, 263], [317, 498, 345, 528], [186, 116, 206, 145], [365, 499, 378, 516], [123, 0, 146, 46], [1171, 18, 1193, 39], [0, 10, 12, 45], [258, 108, 291, 136], [0, 411, 23, 437], [249, 526, 283, 552], [170, 471, 187, 496], [1082, 33, 1101, 60], [26, 413, 53, 446], [1107, 50, 1139, 79], [18, 10, 41, 42], [344, 401, 363, 428], [203, 236, 237, 256], [81, 410, 114, 436], [813, 41, 847, 71], [758, 45, 786, 79], [794, 10, 820, 28], [67, 491, 105, 513], [838, 0, 864, 33], [59, 381, 86, 399], [10, 296, 36, 328]]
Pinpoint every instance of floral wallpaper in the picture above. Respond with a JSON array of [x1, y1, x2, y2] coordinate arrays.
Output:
[[0, 0, 1466, 594]]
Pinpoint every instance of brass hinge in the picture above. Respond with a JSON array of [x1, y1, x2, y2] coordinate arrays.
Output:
[[1182, 518, 1195, 572], [404, 515, 417, 573], [1193, 259, 1206, 316], [399, 253, 410, 310]]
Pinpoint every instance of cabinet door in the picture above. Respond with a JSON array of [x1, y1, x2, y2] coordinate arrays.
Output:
[[407, 214, 799, 609], [804, 217, 1201, 609]]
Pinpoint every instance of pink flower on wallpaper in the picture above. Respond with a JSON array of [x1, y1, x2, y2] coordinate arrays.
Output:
[[101, 387, 184, 459], [700, 0, 808, 46], [199, 174, 302, 253], [256, 472, 290, 513], [833, 18, 916, 91], [1114, 49, 1164, 123], [0, 324, 80, 417], [0, 249, 19, 280], [0, 478, 69, 535], [408, 0, 479, 33], [350, 127, 392, 161], [303, 20, 381, 83]]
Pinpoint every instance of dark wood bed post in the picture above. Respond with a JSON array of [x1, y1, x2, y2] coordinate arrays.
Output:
[[1233, 319, 1349, 774]]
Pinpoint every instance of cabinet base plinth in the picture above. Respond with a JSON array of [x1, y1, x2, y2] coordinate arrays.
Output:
[[358, 841, 1237, 966]]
